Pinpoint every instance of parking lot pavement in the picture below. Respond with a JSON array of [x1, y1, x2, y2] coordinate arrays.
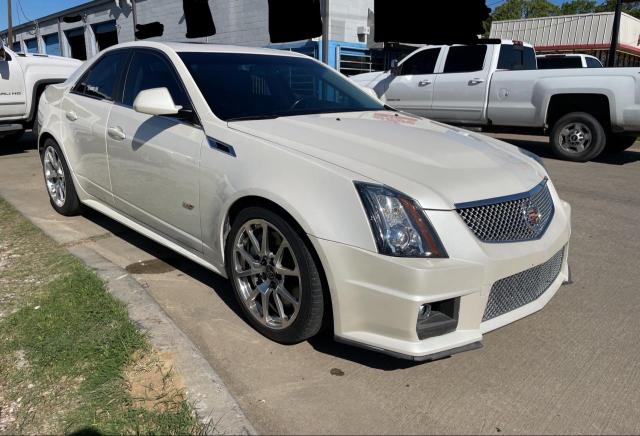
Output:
[[1, 133, 639, 435]]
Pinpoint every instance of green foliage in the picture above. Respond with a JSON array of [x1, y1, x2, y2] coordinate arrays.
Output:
[[595, 0, 640, 18], [0, 198, 208, 435], [491, 0, 561, 21], [561, 0, 598, 15]]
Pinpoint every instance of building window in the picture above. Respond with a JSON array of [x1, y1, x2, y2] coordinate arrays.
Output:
[[43, 33, 61, 56], [93, 21, 118, 52], [25, 38, 38, 53], [65, 27, 87, 60]]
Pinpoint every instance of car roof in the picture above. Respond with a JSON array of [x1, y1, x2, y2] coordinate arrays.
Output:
[[103, 41, 308, 59]]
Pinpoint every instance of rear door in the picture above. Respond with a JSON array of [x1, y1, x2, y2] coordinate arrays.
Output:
[[430, 45, 492, 124], [0, 51, 27, 120], [106, 49, 204, 252], [58, 50, 130, 204], [382, 47, 441, 117]]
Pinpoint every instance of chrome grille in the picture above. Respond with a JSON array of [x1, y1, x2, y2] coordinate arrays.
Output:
[[483, 247, 565, 322], [456, 180, 554, 243]]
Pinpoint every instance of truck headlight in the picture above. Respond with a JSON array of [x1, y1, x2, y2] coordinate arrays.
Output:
[[355, 182, 447, 258]]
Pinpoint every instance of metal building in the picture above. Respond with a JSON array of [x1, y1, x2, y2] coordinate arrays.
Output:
[[490, 12, 640, 67], [0, 0, 378, 75]]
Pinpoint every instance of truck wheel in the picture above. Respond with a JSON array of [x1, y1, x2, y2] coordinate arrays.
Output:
[[550, 112, 606, 162], [606, 134, 637, 154], [40, 138, 82, 216]]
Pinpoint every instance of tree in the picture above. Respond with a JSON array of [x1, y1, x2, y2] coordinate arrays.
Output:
[[560, 0, 597, 15], [595, 0, 640, 19], [491, 0, 560, 21]]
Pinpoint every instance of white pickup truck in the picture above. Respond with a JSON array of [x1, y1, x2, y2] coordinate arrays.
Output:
[[352, 40, 640, 161], [0, 43, 81, 143]]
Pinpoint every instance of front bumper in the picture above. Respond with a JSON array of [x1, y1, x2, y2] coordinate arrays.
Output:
[[310, 195, 571, 361]]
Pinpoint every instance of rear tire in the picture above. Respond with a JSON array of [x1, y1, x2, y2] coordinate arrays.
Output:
[[605, 134, 637, 154], [550, 112, 606, 162], [40, 138, 83, 216], [225, 207, 324, 344]]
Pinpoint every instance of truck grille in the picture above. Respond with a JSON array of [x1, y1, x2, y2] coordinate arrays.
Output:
[[483, 247, 565, 322], [456, 179, 554, 243]]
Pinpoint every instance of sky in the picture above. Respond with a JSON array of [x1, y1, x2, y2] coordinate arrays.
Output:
[[0, 0, 585, 32]]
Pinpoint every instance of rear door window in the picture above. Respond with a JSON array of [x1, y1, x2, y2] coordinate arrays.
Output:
[[399, 48, 441, 75], [73, 51, 129, 101], [443, 45, 487, 74], [586, 57, 603, 68]]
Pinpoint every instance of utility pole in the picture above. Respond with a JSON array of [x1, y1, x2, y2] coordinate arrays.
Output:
[[608, 0, 623, 67], [322, 0, 329, 65], [131, 0, 138, 40], [7, 0, 13, 46]]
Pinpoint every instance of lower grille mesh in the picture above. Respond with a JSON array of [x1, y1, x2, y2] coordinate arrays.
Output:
[[483, 248, 565, 322]]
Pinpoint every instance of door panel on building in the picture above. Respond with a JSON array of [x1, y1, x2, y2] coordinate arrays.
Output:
[[59, 50, 129, 203], [382, 48, 441, 117], [431, 45, 492, 124], [107, 50, 204, 251], [65, 27, 87, 60]]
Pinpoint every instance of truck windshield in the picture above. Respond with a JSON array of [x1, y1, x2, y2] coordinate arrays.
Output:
[[178, 52, 385, 121]]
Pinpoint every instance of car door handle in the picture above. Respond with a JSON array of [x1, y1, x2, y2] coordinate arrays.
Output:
[[107, 126, 126, 141], [66, 111, 78, 121], [418, 80, 433, 87], [469, 78, 485, 85]]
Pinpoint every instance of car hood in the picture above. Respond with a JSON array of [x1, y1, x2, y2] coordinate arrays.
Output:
[[229, 111, 546, 210]]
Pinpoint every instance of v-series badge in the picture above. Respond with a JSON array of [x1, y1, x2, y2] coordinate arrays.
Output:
[[0, 91, 22, 96]]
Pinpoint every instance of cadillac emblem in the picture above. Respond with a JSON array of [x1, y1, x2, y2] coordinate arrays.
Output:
[[523, 202, 542, 231]]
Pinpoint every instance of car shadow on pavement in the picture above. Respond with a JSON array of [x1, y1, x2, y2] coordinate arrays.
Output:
[[505, 137, 640, 166], [81, 208, 243, 321], [83, 208, 441, 370], [0, 132, 37, 157], [308, 332, 437, 371]]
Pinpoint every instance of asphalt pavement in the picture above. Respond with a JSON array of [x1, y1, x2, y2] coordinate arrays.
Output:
[[1, 133, 639, 434]]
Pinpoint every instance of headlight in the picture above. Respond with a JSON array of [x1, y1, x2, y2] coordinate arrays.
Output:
[[355, 182, 447, 258], [518, 147, 547, 171]]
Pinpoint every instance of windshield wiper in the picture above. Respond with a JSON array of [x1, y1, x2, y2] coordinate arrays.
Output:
[[226, 115, 281, 122]]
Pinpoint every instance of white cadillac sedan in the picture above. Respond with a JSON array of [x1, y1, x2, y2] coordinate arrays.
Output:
[[38, 42, 571, 361]]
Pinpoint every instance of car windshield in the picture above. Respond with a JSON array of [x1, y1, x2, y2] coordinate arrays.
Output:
[[178, 52, 385, 121]]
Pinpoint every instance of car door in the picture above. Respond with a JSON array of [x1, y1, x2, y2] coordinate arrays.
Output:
[[430, 44, 492, 124], [107, 49, 204, 252], [0, 50, 27, 120], [58, 50, 130, 204], [382, 47, 441, 117]]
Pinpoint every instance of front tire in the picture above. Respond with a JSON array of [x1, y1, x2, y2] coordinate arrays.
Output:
[[40, 139, 82, 216], [550, 112, 606, 162], [225, 207, 324, 344]]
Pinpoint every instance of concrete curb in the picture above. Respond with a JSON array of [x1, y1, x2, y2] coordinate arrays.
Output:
[[67, 245, 256, 435]]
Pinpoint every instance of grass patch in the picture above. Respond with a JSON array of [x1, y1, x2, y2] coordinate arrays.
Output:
[[0, 198, 209, 435]]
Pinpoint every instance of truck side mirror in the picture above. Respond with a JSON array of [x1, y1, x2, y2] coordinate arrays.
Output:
[[0, 44, 8, 62], [390, 59, 400, 75]]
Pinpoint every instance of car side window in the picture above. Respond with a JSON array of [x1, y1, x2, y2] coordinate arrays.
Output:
[[443, 45, 487, 74], [399, 48, 441, 75], [586, 57, 602, 68], [72, 51, 128, 101], [121, 51, 191, 111]]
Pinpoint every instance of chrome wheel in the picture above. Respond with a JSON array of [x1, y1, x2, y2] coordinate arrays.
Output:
[[43, 146, 66, 208], [232, 219, 302, 330], [558, 122, 592, 154]]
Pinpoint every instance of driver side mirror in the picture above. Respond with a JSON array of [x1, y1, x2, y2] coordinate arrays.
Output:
[[390, 59, 400, 75], [133, 87, 182, 116]]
